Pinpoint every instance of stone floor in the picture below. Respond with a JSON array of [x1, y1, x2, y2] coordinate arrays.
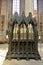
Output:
[[0, 43, 43, 65]]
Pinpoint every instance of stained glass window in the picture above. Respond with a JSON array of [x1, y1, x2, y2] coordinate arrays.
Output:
[[34, 0, 37, 10], [13, 0, 20, 14]]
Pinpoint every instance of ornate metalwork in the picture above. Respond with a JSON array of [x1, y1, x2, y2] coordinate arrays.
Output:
[[6, 12, 41, 60]]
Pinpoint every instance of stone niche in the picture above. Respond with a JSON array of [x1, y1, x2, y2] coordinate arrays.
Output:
[[6, 12, 41, 60]]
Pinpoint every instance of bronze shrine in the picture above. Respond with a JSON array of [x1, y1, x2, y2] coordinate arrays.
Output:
[[6, 12, 41, 60]]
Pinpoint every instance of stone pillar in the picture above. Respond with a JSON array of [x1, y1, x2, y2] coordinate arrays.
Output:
[[25, 0, 34, 16], [20, 0, 25, 15], [0, 0, 12, 42], [0, 0, 2, 15], [7, 0, 13, 19], [37, 0, 43, 42], [1, 0, 7, 40], [1, 0, 12, 32]]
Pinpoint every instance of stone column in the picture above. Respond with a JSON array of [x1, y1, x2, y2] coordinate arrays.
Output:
[[1, 0, 7, 40], [37, 0, 43, 42], [0, 0, 2, 15], [20, 0, 25, 15], [0, 0, 13, 42], [25, 0, 34, 16]]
